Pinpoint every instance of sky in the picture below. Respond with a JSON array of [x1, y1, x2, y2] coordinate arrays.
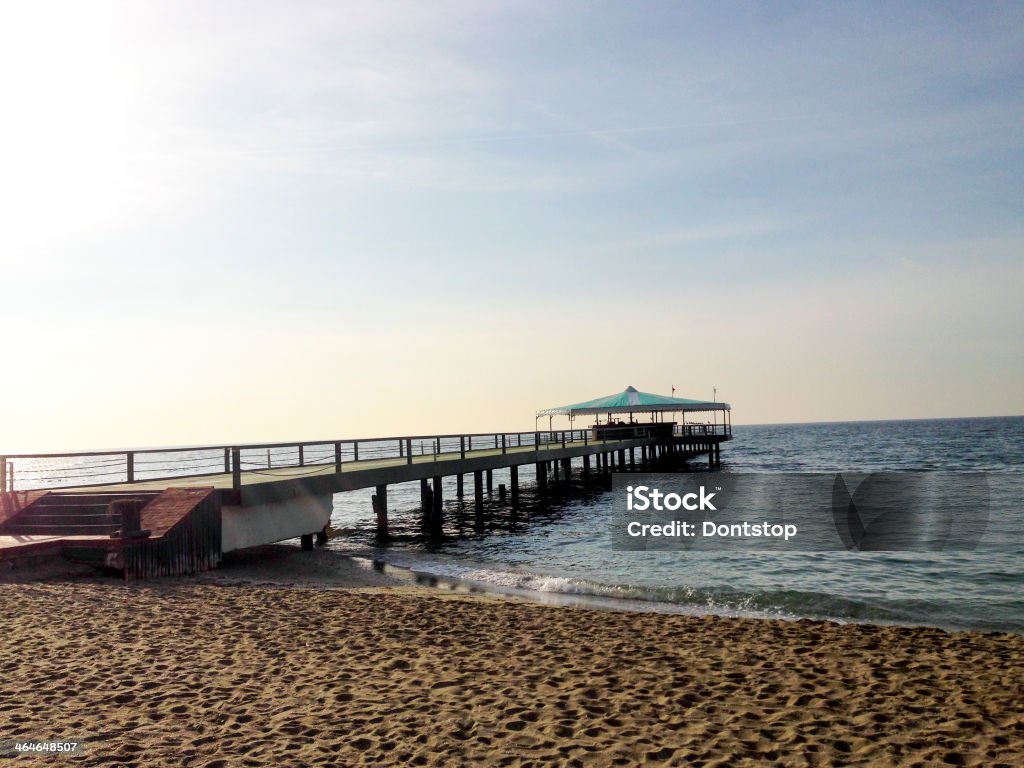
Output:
[[1, 1, 1022, 451]]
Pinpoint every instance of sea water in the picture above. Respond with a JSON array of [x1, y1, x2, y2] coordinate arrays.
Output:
[[326, 417, 1024, 632]]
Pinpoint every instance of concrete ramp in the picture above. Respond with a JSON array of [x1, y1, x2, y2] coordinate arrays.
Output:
[[221, 494, 332, 553]]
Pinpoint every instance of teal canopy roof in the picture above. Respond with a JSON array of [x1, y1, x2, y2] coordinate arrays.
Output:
[[537, 386, 729, 417]]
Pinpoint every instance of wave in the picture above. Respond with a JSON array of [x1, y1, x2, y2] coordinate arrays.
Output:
[[344, 549, 1020, 631]]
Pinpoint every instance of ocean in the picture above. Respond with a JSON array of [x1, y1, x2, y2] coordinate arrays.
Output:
[[325, 416, 1024, 633]]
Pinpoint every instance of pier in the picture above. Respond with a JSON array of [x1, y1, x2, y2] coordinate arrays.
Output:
[[0, 388, 731, 578]]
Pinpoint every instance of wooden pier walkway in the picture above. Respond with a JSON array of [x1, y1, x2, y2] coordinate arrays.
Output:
[[0, 424, 731, 578]]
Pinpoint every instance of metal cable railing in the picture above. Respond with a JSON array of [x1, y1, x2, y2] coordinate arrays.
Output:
[[0, 424, 731, 493]]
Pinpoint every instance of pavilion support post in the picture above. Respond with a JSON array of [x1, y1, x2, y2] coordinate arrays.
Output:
[[373, 485, 389, 541], [536, 462, 547, 492], [486, 469, 493, 494], [474, 470, 484, 517], [510, 465, 519, 508], [456, 473, 464, 497]]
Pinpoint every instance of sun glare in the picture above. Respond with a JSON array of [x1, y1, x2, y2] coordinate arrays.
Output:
[[0, 2, 134, 260]]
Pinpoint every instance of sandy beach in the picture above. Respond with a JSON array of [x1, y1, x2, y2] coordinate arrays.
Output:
[[1, 549, 1022, 767]]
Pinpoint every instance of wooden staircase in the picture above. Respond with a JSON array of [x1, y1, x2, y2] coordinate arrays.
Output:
[[0, 488, 220, 579], [1, 492, 160, 537]]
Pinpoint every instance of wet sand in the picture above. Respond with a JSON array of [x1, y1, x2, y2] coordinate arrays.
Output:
[[1, 549, 1022, 767]]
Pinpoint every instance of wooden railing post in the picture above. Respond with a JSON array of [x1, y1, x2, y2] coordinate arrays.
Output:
[[501, 434, 506, 454], [232, 447, 241, 492], [0, 457, 6, 493], [534, 431, 540, 452], [406, 438, 413, 465], [126, 452, 135, 483], [224, 447, 230, 474], [460, 436, 466, 459], [353, 441, 359, 462], [335, 442, 342, 473], [561, 431, 566, 448], [298, 445, 305, 467]]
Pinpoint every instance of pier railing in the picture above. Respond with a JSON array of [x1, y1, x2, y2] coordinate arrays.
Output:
[[674, 423, 733, 438], [0, 423, 729, 493]]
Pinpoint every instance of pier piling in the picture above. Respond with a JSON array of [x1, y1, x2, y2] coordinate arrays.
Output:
[[474, 470, 484, 512], [510, 466, 519, 507], [431, 476, 443, 534], [373, 485, 388, 540]]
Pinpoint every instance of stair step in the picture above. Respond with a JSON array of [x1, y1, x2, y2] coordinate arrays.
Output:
[[13, 513, 120, 525], [4, 524, 117, 535], [20, 505, 121, 514], [35, 493, 158, 506]]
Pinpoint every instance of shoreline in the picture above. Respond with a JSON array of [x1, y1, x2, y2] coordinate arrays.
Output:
[[315, 546, 1024, 636], [9, 543, 1019, 636]]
